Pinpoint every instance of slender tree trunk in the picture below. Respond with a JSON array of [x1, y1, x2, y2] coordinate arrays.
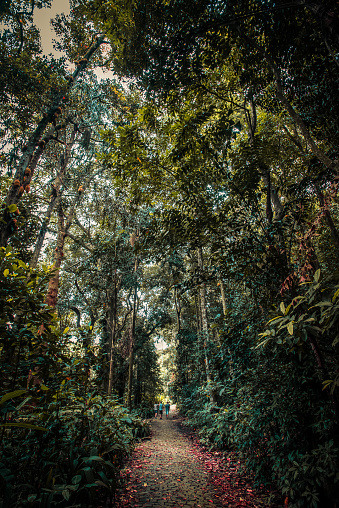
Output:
[[45, 191, 83, 307], [195, 293, 201, 333], [265, 168, 273, 224], [127, 257, 138, 411], [0, 36, 105, 246], [197, 247, 216, 403], [45, 203, 65, 308], [30, 128, 76, 268], [174, 286, 181, 332], [107, 324, 116, 396], [218, 280, 234, 379], [219, 280, 227, 316], [246, 96, 285, 222], [107, 274, 119, 395]]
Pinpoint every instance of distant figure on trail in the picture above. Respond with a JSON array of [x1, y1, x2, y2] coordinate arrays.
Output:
[[159, 401, 163, 419], [154, 402, 159, 418], [165, 401, 170, 419]]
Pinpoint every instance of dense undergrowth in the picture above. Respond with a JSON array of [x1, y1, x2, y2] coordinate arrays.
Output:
[[0, 248, 150, 507], [175, 271, 339, 508]]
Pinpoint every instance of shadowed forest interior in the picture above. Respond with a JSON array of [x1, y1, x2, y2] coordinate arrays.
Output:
[[1, 1, 339, 507]]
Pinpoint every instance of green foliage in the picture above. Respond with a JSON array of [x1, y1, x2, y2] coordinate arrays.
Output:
[[0, 248, 151, 506], [0, 390, 150, 507], [2, 1, 339, 506]]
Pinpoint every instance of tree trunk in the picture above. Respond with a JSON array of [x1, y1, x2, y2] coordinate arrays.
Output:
[[107, 274, 120, 395], [30, 128, 77, 268], [195, 293, 201, 333], [45, 203, 65, 308], [174, 286, 181, 332], [245, 96, 285, 222], [219, 280, 227, 316], [45, 190, 83, 307], [127, 257, 138, 411], [0, 36, 105, 247], [197, 247, 215, 403]]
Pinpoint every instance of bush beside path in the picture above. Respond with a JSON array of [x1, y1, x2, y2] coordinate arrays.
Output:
[[116, 406, 277, 508]]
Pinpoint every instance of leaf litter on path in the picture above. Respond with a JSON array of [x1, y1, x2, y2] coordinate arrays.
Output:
[[115, 410, 280, 507]]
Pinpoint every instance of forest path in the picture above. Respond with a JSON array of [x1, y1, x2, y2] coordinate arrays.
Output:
[[116, 406, 271, 508]]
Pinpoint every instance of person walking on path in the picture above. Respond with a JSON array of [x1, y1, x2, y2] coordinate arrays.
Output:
[[165, 401, 170, 419], [159, 401, 163, 419], [154, 402, 158, 418]]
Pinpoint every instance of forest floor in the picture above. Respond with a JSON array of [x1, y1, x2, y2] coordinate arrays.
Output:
[[115, 406, 280, 508]]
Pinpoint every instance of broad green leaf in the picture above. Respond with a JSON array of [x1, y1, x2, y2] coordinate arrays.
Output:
[[62, 489, 71, 501], [255, 338, 271, 349], [67, 484, 79, 491], [3, 269, 9, 277], [85, 455, 104, 462], [16, 397, 31, 410], [72, 475, 82, 485], [0, 390, 26, 406], [8, 204, 17, 213], [287, 322, 294, 335], [322, 380, 333, 390], [0, 422, 48, 431], [314, 269, 321, 283], [332, 288, 339, 302], [280, 302, 286, 315], [267, 316, 283, 325], [95, 480, 109, 488]]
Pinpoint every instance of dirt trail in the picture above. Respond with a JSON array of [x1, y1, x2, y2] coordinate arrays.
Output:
[[116, 406, 273, 508]]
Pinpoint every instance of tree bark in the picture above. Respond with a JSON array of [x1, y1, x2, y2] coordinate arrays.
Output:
[[219, 280, 227, 316], [30, 128, 77, 268], [45, 190, 83, 307], [197, 247, 216, 403], [45, 202, 65, 308], [195, 292, 201, 333], [107, 273, 122, 395], [174, 286, 181, 332], [127, 257, 138, 411]]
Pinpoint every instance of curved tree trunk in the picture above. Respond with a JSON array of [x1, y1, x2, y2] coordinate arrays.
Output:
[[0, 36, 105, 247]]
